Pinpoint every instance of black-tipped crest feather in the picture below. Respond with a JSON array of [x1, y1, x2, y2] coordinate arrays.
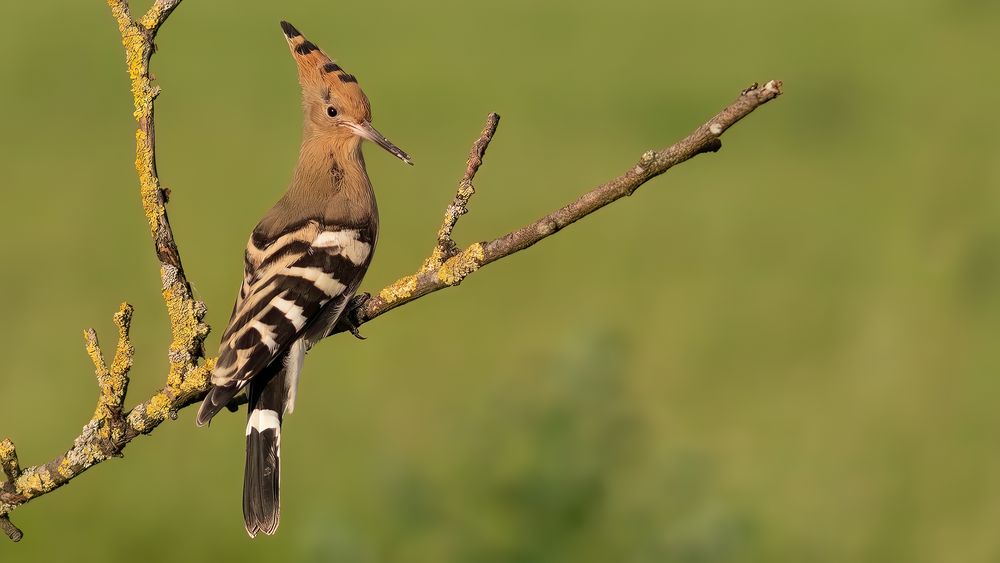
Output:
[[279, 21, 301, 38]]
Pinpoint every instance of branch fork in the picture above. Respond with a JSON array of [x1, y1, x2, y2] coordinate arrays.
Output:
[[423, 112, 501, 271], [84, 302, 135, 453]]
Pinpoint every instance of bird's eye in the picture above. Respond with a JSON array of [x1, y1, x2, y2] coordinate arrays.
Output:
[[327, 106, 338, 118]]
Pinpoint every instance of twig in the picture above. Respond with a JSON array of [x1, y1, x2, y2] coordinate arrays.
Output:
[[0, 439, 20, 484], [424, 112, 501, 270], [0, 439, 22, 542], [0, 0, 782, 540], [139, 0, 183, 33], [0, 515, 21, 543]]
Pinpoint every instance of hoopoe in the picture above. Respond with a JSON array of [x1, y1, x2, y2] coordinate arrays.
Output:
[[196, 21, 412, 537]]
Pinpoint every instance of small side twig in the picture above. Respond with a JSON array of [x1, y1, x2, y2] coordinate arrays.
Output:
[[0, 439, 20, 484], [139, 0, 183, 33], [423, 112, 501, 270], [85, 302, 135, 451], [0, 515, 21, 543]]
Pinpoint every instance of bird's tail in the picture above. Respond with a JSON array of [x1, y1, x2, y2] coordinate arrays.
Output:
[[243, 365, 287, 537]]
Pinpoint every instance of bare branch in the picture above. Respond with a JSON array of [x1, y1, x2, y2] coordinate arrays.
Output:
[[1, 0, 782, 541]]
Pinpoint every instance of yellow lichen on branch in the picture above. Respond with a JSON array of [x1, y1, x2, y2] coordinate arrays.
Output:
[[83, 329, 109, 380], [0, 439, 16, 479], [420, 246, 447, 273], [139, 3, 168, 30], [109, 304, 135, 382], [161, 276, 210, 391], [136, 128, 162, 235], [145, 393, 172, 421], [82, 303, 134, 443], [181, 358, 215, 393], [379, 274, 420, 304], [437, 243, 485, 286]]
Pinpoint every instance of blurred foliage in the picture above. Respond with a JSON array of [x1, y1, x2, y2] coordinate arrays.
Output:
[[1, 0, 999, 561]]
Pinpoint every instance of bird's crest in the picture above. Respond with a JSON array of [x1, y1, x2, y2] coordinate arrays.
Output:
[[280, 21, 371, 121]]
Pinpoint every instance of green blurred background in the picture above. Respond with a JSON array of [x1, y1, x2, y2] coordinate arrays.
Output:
[[2, 0, 999, 561]]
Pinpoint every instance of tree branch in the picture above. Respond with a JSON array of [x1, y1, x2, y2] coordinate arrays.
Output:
[[0, 0, 782, 542], [0, 0, 210, 541], [336, 80, 782, 332]]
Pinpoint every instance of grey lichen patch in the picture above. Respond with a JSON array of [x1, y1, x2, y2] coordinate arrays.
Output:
[[379, 275, 419, 304], [125, 390, 174, 435], [160, 264, 179, 291], [437, 243, 485, 286], [57, 423, 109, 479], [439, 205, 461, 234]]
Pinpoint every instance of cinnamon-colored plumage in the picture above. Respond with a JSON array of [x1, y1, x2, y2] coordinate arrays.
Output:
[[196, 20, 411, 537]]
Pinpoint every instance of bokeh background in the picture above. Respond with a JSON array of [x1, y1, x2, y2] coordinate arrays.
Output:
[[2, 0, 999, 561]]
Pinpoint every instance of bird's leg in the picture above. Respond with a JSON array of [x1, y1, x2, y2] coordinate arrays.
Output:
[[337, 292, 370, 340]]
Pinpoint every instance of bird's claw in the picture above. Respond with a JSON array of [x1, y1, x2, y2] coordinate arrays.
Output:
[[348, 324, 365, 340], [338, 293, 370, 340]]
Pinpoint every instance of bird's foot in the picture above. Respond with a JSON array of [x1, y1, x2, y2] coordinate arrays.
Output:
[[339, 293, 370, 340]]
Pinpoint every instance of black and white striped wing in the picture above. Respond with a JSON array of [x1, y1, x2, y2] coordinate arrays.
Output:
[[195, 222, 372, 426]]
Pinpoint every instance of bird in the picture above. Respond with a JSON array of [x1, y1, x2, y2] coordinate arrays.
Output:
[[195, 20, 412, 538]]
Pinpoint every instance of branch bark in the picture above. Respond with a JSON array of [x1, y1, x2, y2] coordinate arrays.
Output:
[[0, 0, 782, 542]]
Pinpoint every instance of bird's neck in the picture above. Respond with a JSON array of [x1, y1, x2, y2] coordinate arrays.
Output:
[[284, 135, 378, 231]]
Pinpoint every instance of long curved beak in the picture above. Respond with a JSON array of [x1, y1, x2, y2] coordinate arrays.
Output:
[[346, 120, 413, 165]]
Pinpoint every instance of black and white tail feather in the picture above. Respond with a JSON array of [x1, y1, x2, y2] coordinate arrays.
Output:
[[242, 360, 286, 538]]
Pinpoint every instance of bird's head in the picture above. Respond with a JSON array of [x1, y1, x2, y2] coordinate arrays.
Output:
[[281, 21, 412, 165]]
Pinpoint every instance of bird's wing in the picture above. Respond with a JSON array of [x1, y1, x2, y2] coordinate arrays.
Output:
[[195, 220, 373, 425]]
